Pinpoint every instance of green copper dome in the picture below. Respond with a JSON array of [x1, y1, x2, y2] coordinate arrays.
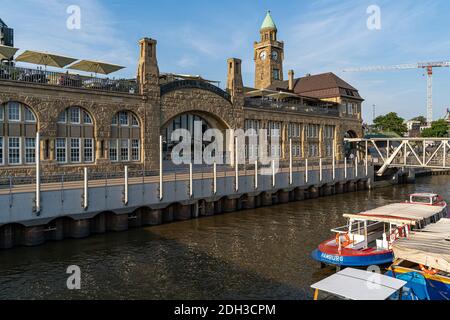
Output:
[[260, 11, 277, 30]]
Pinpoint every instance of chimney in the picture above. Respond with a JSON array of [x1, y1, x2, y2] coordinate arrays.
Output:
[[227, 58, 244, 103], [288, 69, 294, 91], [137, 38, 159, 95]]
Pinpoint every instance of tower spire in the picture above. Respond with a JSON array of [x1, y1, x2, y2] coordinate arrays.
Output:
[[260, 10, 277, 31]]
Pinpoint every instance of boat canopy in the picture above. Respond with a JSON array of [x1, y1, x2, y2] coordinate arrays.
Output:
[[393, 218, 450, 273], [311, 268, 406, 300], [343, 203, 444, 225]]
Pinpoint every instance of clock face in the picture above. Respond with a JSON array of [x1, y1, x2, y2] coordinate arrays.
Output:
[[271, 51, 278, 61], [259, 51, 267, 61]]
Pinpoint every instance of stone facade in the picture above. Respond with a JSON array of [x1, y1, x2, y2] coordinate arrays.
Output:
[[0, 15, 363, 178]]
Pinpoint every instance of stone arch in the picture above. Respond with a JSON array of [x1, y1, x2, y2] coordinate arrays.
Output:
[[161, 88, 238, 130]]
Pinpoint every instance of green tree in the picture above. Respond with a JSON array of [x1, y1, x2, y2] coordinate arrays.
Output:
[[421, 119, 449, 137], [411, 116, 427, 125], [373, 112, 407, 136]]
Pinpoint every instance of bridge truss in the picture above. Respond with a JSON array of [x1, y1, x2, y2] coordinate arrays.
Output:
[[345, 138, 450, 176]]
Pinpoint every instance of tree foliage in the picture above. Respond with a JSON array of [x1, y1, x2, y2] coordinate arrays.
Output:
[[373, 112, 407, 136], [421, 119, 449, 138], [411, 116, 427, 125]]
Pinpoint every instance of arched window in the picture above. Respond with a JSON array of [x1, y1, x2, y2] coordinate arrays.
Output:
[[56, 107, 94, 164], [0, 101, 37, 165], [110, 111, 141, 162]]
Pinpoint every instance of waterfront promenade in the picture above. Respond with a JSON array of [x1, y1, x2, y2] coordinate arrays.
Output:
[[0, 160, 372, 248]]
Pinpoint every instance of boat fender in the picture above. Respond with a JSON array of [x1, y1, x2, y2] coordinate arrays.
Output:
[[419, 264, 439, 276], [335, 233, 353, 248]]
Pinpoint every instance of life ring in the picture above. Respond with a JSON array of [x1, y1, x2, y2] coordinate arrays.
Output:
[[419, 264, 439, 276], [335, 233, 353, 248]]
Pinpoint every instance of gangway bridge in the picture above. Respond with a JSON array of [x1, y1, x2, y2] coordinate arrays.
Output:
[[345, 137, 450, 176]]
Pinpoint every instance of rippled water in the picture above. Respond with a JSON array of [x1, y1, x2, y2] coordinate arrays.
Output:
[[0, 175, 448, 300]]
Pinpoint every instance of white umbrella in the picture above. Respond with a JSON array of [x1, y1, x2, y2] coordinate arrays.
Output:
[[0, 44, 19, 60], [245, 88, 278, 97], [67, 60, 125, 75], [15, 50, 77, 68], [267, 91, 300, 100]]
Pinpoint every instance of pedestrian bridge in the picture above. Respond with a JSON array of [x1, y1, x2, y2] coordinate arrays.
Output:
[[345, 138, 450, 176]]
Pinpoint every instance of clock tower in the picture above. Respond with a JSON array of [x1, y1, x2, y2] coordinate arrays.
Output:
[[254, 11, 284, 89]]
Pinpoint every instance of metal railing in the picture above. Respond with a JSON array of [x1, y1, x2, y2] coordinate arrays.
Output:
[[0, 63, 138, 94], [0, 158, 367, 190], [244, 98, 340, 117]]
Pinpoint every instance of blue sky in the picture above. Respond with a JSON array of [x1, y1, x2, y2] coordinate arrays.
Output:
[[2, 0, 450, 122]]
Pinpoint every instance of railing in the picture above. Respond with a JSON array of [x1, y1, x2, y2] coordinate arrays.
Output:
[[160, 80, 231, 102], [244, 98, 340, 117], [0, 158, 368, 192], [0, 63, 138, 94]]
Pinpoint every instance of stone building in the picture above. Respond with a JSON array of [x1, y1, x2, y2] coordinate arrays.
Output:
[[0, 11, 363, 178]]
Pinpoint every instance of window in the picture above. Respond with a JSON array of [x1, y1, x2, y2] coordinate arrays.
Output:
[[109, 140, 118, 162], [110, 111, 141, 163], [24, 107, 36, 122], [56, 138, 67, 163], [347, 102, 354, 115], [8, 102, 20, 121], [273, 69, 280, 80], [120, 139, 129, 161], [8, 137, 21, 164], [131, 139, 140, 161], [268, 121, 281, 137], [58, 110, 67, 123], [57, 107, 95, 164], [70, 138, 80, 163], [131, 115, 139, 127], [119, 111, 129, 126], [0, 102, 38, 165], [70, 107, 80, 124], [25, 138, 36, 164], [83, 111, 93, 125], [84, 138, 94, 162], [0, 137, 3, 164], [309, 143, 319, 157]]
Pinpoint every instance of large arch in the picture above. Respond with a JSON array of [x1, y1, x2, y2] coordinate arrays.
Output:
[[160, 87, 238, 130]]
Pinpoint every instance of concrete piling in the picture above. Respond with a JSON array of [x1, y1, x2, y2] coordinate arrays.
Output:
[[106, 214, 129, 232], [142, 209, 162, 225], [309, 186, 319, 199], [294, 188, 305, 201], [0, 224, 14, 249], [278, 191, 289, 204], [243, 196, 256, 209], [22, 226, 46, 246], [162, 206, 174, 223], [91, 213, 106, 234], [66, 219, 91, 239], [223, 198, 237, 213], [174, 204, 192, 221]]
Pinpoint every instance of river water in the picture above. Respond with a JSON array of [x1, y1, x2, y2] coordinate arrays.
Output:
[[0, 175, 448, 300]]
